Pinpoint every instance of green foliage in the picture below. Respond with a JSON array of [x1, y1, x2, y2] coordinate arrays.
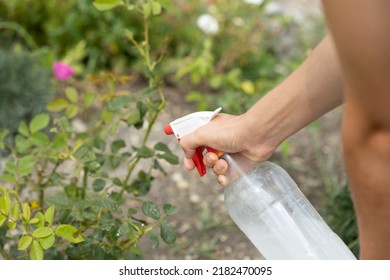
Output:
[[0, 51, 51, 144], [323, 185, 359, 257], [0, 1, 178, 260]]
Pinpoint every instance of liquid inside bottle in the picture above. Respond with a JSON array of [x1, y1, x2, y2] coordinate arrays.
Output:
[[223, 155, 356, 260]]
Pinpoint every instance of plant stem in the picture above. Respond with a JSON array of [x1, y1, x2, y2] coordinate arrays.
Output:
[[81, 167, 88, 199]]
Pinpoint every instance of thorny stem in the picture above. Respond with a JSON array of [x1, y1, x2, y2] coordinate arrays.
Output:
[[120, 11, 167, 195]]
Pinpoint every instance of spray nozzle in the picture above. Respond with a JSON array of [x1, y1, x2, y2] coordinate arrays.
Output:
[[164, 107, 223, 176]]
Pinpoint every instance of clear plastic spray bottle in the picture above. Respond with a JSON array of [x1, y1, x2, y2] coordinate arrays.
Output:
[[165, 108, 356, 260]]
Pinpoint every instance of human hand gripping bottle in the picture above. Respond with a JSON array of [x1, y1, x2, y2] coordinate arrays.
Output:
[[165, 108, 356, 260]]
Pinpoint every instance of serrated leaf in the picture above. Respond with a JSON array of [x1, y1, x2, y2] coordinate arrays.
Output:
[[148, 232, 159, 249], [39, 234, 55, 250], [136, 146, 154, 158], [0, 191, 11, 216], [151, 1, 161, 15], [163, 204, 177, 216], [55, 224, 84, 243], [30, 240, 44, 260], [30, 132, 49, 147], [73, 146, 96, 163], [92, 178, 106, 192], [83, 92, 95, 108], [34, 212, 45, 227], [22, 203, 31, 221], [127, 208, 137, 217], [93, 0, 124, 11], [66, 104, 79, 119], [47, 98, 69, 112], [18, 155, 37, 176], [44, 205, 55, 226], [107, 95, 132, 111], [111, 139, 126, 153], [160, 219, 176, 244], [65, 87, 79, 103], [127, 109, 141, 125], [156, 153, 179, 165], [154, 142, 179, 164], [29, 113, 50, 134], [18, 236, 33, 250], [142, 201, 160, 220], [8, 203, 20, 229], [18, 122, 29, 137], [32, 227, 54, 238], [143, 1, 152, 18], [29, 218, 40, 224]]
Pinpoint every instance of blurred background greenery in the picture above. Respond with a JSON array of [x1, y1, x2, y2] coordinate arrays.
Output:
[[0, 0, 358, 258]]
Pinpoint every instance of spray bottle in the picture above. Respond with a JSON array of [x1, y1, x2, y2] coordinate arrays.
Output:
[[164, 108, 356, 260]]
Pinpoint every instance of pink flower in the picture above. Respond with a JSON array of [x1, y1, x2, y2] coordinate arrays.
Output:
[[53, 61, 74, 80]]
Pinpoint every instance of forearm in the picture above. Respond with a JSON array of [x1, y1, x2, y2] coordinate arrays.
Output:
[[242, 35, 343, 149]]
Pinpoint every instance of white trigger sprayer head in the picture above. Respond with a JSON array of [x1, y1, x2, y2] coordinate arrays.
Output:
[[164, 107, 222, 139]]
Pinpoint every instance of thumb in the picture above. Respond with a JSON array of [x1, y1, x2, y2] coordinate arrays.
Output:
[[179, 127, 208, 160]]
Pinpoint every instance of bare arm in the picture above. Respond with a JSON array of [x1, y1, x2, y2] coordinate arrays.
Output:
[[322, 0, 390, 259], [180, 35, 343, 181]]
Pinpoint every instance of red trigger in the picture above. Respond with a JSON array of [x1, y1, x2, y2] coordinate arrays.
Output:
[[193, 147, 206, 176]]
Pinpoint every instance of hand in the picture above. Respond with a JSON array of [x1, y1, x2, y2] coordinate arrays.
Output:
[[179, 112, 277, 186]]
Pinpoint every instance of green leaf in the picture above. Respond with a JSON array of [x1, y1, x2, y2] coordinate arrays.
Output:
[[66, 104, 79, 119], [73, 146, 96, 163], [29, 218, 40, 224], [44, 205, 55, 226], [0, 191, 11, 216], [128, 171, 152, 196], [93, 0, 124, 11], [154, 142, 179, 164], [56, 224, 84, 243], [18, 155, 37, 176], [39, 234, 55, 250], [30, 132, 49, 147], [22, 202, 31, 221], [143, 1, 152, 18], [29, 113, 50, 134], [127, 208, 137, 217], [107, 95, 132, 111], [142, 201, 160, 220], [18, 236, 33, 250], [127, 109, 141, 126], [101, 108, 114, 124], [34, 212, 45, 227], [148, 232, 159, 249], [160, 219, 176, 244], [30, 240, 44, 260], [136, 146, 154, 158], [83, 92, 96, 108], [8, 203, 20, 229], [92, 178, 106, 192], [163, 204, 177, 216], [32, 227, 54, 238], [18, 122, 29, 137], [47, 98, 69, 112], [65, 87, 79, 103], [111, 139, 126, 153], [151, 0, 161, 15], [54, 116, 73, 132]]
